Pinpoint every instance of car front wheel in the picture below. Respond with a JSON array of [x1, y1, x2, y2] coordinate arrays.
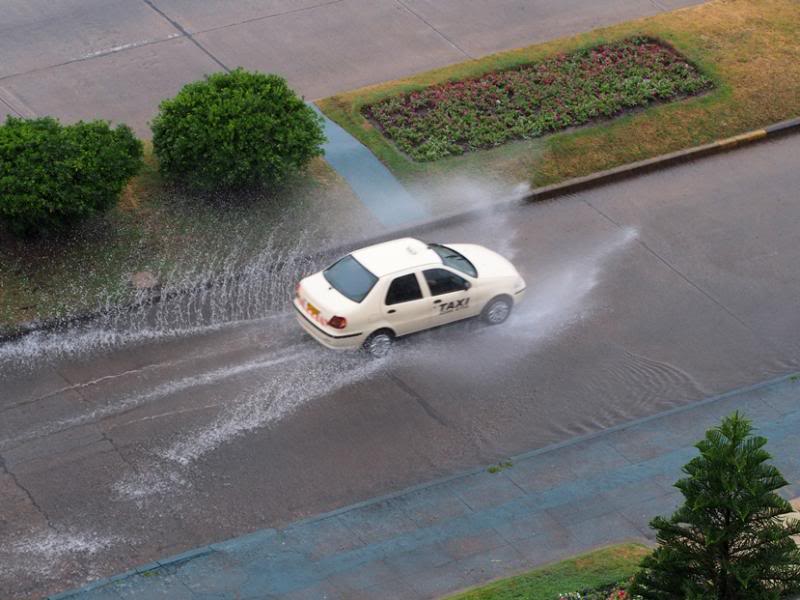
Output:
[[482, 296, 512, 325], [363, 330, 394, 358]]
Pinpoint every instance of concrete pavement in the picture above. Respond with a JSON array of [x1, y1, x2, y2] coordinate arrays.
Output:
[[2, 132, 799, 599], [310, 104, 428, 227], [54, 373, 800, 599], [0, 0, 705, 135]]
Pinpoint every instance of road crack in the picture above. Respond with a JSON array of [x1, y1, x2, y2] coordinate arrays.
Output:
[[388, 372, 451, 428], [0, 452, 60, 534]]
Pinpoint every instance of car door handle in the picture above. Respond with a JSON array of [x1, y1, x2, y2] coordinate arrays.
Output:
[[387, 309, 396, 314], [433, 299, 442, 304]]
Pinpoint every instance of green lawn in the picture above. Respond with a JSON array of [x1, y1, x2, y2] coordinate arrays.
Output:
[[446, 544, 649, 600], [0, 149, 365, 331], [317, 0, 800, 188]]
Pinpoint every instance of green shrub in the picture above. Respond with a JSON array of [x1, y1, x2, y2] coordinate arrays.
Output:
[[0, 116, 143, 235], [152, 69, 325, 192]]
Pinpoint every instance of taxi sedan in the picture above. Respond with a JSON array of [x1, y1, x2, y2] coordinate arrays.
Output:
[[294, 237, 526, 357]]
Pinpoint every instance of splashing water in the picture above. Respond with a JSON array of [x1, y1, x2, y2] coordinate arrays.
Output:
[[1, 529, 120, 579], [506, 227, 638, 342], [409, 173, 531, 223], [0, 228, 326, 367], [108, 220, 633, 500], [111, 350, 385, 501], [1, 347, 305, 450], [162, 352, 383, 466]]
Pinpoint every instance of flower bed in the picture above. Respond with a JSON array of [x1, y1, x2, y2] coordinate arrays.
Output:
[[363, 37, 712, 161]]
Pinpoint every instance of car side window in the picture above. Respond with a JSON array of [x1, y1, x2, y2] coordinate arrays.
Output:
[[386, 273, 423, 305], [423, 269, 469, 296]]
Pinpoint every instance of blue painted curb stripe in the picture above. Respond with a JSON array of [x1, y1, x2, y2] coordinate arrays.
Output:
[[310, 103, 428, 228]]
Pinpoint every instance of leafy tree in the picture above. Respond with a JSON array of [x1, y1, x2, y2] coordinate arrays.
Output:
[[632, 412, 800, 599], [151, 69, 325, 192], [0, 116, 143, 235]]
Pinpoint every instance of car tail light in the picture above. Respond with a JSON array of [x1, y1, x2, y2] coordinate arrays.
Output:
[[328, 316, 347, 329]]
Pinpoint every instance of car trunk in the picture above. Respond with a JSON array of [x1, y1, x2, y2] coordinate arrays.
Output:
[[296, 272, 354, 331]]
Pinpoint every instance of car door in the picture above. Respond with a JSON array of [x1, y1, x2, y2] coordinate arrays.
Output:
[[422, 268, 476, 327], [381, 272, 430, 336]]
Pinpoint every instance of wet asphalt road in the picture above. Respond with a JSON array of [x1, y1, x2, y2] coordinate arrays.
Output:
[[1, 135, 799, 598]]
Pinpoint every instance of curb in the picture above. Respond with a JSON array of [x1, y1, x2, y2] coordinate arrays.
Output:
[[525, 116, 800, 201], [4, 117, 799, 346], [49, 370, 800, 599]]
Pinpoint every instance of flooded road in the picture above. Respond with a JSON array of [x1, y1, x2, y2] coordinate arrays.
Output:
[[2, 135, 800, 599]]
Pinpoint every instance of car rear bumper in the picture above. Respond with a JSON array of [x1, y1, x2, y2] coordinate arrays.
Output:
[[293, 303, 365, 350]]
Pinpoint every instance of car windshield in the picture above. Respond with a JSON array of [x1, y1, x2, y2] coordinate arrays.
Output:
[[429, 243, 478, 277], [323, 255, 378, 303]]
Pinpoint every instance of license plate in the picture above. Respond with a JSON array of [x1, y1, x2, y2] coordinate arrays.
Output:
[[306, 301, 320, 316]]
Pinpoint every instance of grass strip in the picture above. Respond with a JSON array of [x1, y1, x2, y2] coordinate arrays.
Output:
[[446, 543, 648, 600], [317, 0, 800, 186]]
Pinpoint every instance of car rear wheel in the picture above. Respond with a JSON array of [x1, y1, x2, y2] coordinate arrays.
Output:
[[482, 296, 512, 325], [363, 330, 394, 358]]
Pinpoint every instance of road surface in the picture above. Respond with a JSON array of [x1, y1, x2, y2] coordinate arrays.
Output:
[[1, 134, 799, 599]]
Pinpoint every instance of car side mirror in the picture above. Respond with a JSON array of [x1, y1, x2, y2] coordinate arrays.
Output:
[[463, 281, 471, 290]]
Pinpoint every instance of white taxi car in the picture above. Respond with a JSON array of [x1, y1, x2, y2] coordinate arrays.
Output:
[[294, 237, 526, 357]]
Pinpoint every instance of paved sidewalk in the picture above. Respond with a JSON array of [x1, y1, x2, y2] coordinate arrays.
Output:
[[54, 373, 800, 599], [312, 105, 428, 227], [1, 1, 706, 135]]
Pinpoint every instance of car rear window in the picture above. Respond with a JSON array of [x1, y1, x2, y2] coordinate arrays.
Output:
[[429, 243, 477, 277], [323, 255, 378, 303]]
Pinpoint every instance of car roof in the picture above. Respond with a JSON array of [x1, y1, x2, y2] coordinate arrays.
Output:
[[350, 237, 441, 278]]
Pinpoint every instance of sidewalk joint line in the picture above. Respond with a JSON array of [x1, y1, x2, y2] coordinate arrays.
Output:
[[0, 94, 22, 117], [196, 0, 347, 36], [506, 473, 529, 496], [394, 0, 474, 60], [141, 0, 230, 72], [0, 36, 184, 84], [0, 1, 347, 84]]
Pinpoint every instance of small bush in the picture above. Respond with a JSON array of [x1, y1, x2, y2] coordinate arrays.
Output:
[[0, 116, 143, 235], [152, 69, 326, 192]]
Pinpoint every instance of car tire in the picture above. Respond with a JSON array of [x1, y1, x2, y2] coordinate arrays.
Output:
[[482, 296, 512, 325], [363, 330, 394, 358]]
